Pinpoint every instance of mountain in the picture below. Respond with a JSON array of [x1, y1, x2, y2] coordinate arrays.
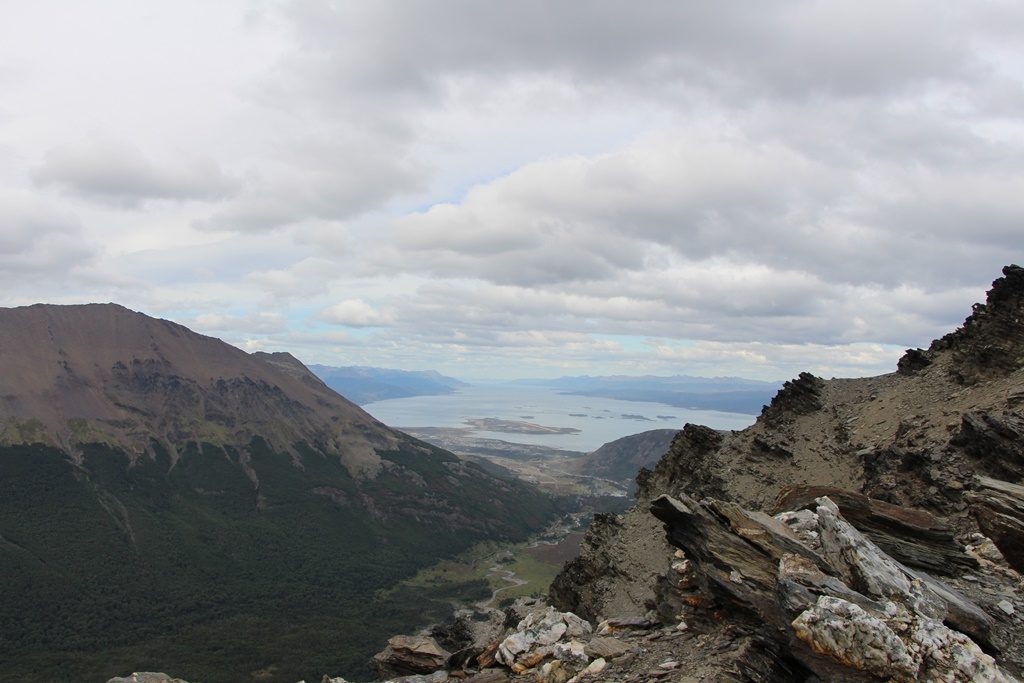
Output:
[[308, 364, 467, 405], [0, 304, 560, 682], [513, 374, 780, 414], [74, 271, 1024, 683], [547, 265, 1024, 680], [571, 428, 678, 488]]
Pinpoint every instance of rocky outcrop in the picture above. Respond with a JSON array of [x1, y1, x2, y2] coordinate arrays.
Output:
[[772, 485, 979, 575], [968, 477, 1024, 572], [547, 508, 670, 623], [897, 348, 932, 376], [372, 636, 451, 678], [759, 372, 826, 425], [549, 265, 1024, 680], [954, 411, 1024, 481], [929, 264, 1024, 385], [651, 493, 1016, 682], [495, 607, 591, 673], [107, 675, 190, 683]]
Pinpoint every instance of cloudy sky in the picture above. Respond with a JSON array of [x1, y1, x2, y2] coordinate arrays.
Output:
[[1, 1, 1022, 381]]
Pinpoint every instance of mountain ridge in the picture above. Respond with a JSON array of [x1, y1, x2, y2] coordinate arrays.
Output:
[[308, 363, 467, 405], [0, 302, 397, 477]]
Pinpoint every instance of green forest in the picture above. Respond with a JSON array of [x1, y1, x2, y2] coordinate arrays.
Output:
[[0, 438, 561, 682]]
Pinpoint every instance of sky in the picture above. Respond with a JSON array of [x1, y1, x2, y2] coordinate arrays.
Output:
[[1, 1, 1022, 381]]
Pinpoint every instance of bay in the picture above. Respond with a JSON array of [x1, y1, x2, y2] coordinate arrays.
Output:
[[363, 384, 757, 452]]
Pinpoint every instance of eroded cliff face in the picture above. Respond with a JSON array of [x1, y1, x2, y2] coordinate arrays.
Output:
[[550, 265, 1024, 680]]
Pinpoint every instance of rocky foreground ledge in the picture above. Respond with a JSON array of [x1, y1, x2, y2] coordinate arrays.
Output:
[[109, 487, 1022, 683]]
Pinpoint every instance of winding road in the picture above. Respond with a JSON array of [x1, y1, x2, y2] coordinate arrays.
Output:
[[476, 565, 528, 610]]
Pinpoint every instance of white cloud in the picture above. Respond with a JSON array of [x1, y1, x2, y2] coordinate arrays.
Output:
[[317, 299, 395, 328], [0, 191, 95, 288], [33, 139, 239, 206], [191, 311, 287, 335]]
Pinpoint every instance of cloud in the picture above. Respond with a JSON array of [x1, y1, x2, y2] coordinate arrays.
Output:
[[190, 311, 288, 335], [3, 1, 1023, 380], [198, 135, 427, 232], [317, 299, 395, 328], [653, 340, 902, 380], [272, 1, 981, 104], [244, 257, 343, 300], [0, 191, 95, 287], [33, 139, 238, 205], [372, 123, 1016, 298]]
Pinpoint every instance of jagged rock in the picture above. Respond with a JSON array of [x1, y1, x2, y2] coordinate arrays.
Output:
[[897, 348, 932, 375], [495, 606, 591, 670], [968, 477, 1024, 572], [793, 595, 1012, 683], [760, 372, 825, 425], [372, 635, 451, 678], [320, 676, 349, 683], [546, 266, 1024, 681], [437, 609, 508, 670], [637, 423, 727, 501], [773, 485, 978, 575], [930, 265, 1024, 384], [650, 494, 1014, 682], [107, 675, 190, 683], [954, 412, 1024, 481], [431, 612, 475, 652]]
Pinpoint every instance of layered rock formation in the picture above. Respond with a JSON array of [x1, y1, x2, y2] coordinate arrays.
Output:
[[547, 265, 1024, 680]]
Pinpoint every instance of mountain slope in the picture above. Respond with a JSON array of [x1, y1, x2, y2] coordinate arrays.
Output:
[[571, 428, 678, 486], [551, 265, 1024, 677], [0, 304, 560, 682], [308, 363, 467, 405]]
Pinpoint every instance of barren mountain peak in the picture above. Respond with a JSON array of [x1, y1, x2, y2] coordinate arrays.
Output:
[[0, 302, 396, 473]]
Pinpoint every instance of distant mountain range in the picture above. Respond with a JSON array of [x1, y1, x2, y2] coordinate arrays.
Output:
[[512, 374, 781, 414], [0, 304, 558, 682], [308, 364, 468, 404]]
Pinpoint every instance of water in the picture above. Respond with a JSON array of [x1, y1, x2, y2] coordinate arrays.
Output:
[[363, 384, 756, 452]]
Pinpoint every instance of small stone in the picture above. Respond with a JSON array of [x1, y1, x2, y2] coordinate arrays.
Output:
[[584, 636, 630, 659], [729, 570, 744, 584], [657, 661, 679, 670], [998, 600, 1015, 615], [553, 639, 587, 665], [675, 621, 688, 631], [581, 658, 607, 677]]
